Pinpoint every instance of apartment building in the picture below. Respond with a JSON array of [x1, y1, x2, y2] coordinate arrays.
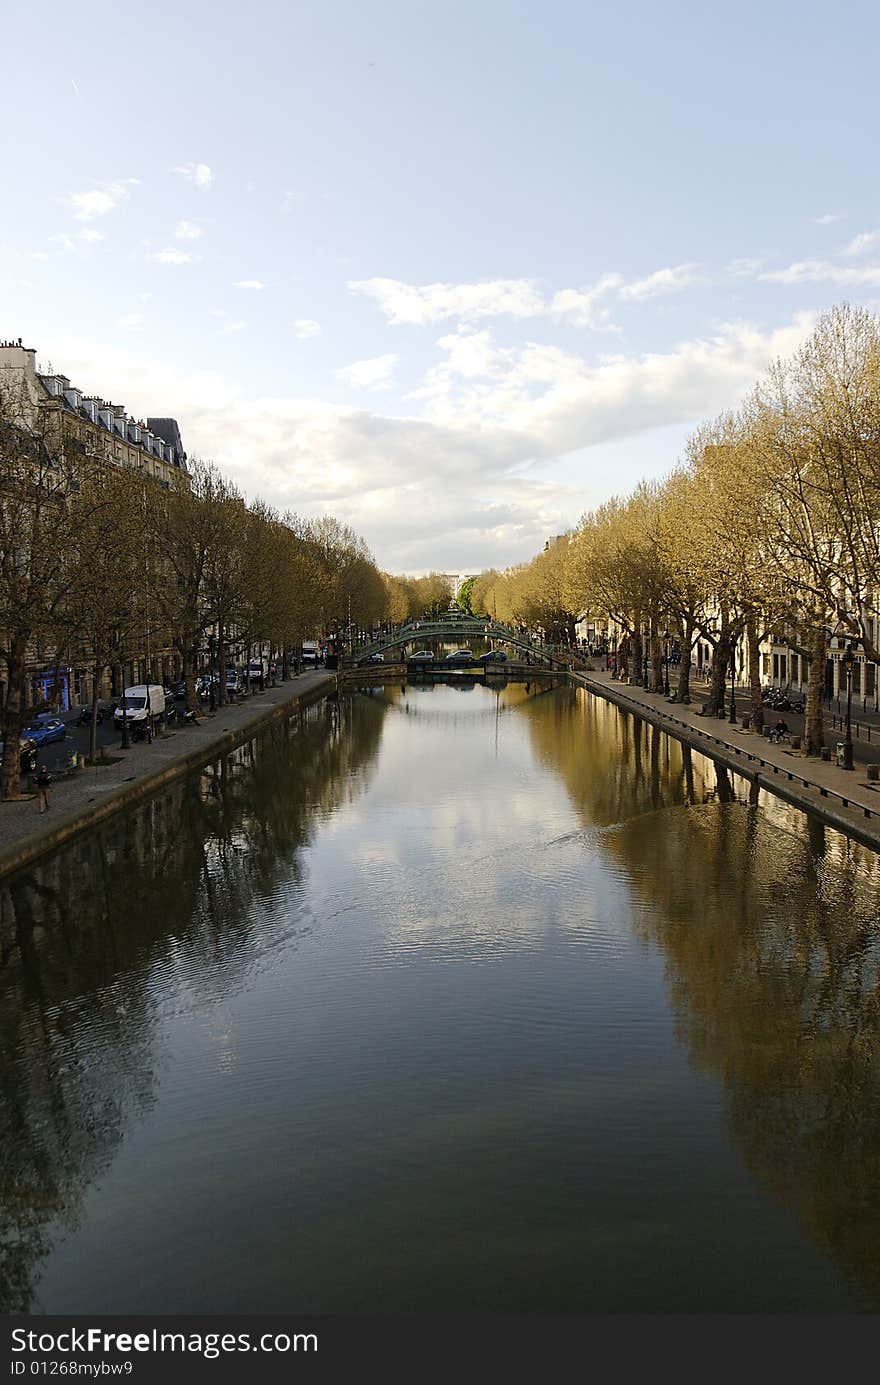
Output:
[[0, 338, 189, 711]]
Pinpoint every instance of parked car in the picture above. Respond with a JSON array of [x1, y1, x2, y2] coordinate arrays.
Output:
[[0, 735, 39, 774], [247, 657, 269, 682], [445, 649, 474, 664], [407, 650, 433, 663], [21, 717, 66, 746], [479, 650, 507, 662], [169, 680, 187, 700], [226, 669, 244, 696], [368, 652, 385, 664], [114, 685, 166, 726]]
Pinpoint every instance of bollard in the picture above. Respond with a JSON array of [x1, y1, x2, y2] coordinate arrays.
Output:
[[820, 747, 831, 761], [868, 764, 879, 782], [791, 735, 801, 750], [741, 715, 750, 730]]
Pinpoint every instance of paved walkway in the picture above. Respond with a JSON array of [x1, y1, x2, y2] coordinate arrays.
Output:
[[575, 669, 880, 851], [0, 670, 335, 877], [684, 674, 880, 767]]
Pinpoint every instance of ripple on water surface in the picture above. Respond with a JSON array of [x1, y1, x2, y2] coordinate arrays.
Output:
[[4, 682, 880, 1313]]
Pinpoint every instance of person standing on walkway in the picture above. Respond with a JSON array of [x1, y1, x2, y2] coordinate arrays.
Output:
[[34, 763, 52, 813]]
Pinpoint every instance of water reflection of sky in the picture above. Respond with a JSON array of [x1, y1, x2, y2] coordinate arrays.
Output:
[[4, 682, 880, 1313]]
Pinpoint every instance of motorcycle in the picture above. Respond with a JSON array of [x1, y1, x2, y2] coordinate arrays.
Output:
[[76, 705, 104, 726]]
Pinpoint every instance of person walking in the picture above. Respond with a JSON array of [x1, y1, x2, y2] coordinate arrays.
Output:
[[34, 762, 52, 813]]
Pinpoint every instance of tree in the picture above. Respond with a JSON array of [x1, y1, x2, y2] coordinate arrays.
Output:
[[0, 373, 97, 797], [60, 466, 144, 759], [457, 575, 476, 614]]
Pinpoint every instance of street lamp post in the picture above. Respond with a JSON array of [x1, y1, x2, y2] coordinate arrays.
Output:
[[642, 626, 650, 689], [120, 667, 130, 750], [662, 629, 671, 697], [842, 643, 855, 770], [728, 643, 738, 724], [208, 634, 217, 713]]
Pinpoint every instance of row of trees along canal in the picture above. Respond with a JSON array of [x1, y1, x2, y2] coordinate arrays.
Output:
[[466, 304, 880, 756], [0, 375, 456, 798]]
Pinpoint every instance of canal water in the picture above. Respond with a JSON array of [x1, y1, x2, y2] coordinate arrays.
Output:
[[3, 681, 880, 1313]]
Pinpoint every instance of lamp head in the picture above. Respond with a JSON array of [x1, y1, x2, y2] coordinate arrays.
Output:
[[843, 642, 855, 668]]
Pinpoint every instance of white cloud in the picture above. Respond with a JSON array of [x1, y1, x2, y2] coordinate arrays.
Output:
[[814, 212, 844, 225], [39, 314, 816, 569], [235, 279, 265, 290], [173, 162, 213, 191], [30, 251, 50, 262], [152, 248, 197, 265], [843, 229, 880, 258], [338, 353, 398, 390], [80, 228, 104, 243], [759, 258, 880, 287], [726, 256, 764, 277], [618, 263, 704, 301], [117, 312, 144, 328], [67, 180, 137, 221], [175, 219, 204, 241], [349, 276, 545, 324], [295, 319, 321, 339], [550, 274, 623, 327]]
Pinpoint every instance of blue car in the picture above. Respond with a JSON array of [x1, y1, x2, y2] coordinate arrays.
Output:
[[21, 717, 66, 746], [479, 650, 507, 662]]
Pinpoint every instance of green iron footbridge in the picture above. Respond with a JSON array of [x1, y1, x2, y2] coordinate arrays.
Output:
[[350, 618, 587, 669]]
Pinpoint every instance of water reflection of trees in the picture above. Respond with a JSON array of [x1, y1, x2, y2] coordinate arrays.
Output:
[[0, 694, 385, 1310], [522, 683, 721, 824], [526, 684, 880, 1307]]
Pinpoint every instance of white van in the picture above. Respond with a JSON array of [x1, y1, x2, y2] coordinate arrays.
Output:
[[247, 656, 269, 681], [300, 642, 319, 666], [114, 684, 166, 724]]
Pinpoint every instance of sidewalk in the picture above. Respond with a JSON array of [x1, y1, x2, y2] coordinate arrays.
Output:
[[575, 668, 880, 852], [686, 674, 880, 767], [0, 669, 335, 878]]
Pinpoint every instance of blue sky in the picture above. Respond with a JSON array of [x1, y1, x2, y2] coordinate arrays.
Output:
[[4, 0, 879, 571]]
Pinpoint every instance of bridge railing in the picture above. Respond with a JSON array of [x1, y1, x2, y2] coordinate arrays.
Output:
[[348, 620, 587, 668]]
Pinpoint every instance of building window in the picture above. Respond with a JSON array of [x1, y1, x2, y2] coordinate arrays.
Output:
[[866, 664, 876, 699], [791, 654, 799, 684]]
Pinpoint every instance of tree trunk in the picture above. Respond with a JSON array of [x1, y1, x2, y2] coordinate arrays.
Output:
[[677, 615, 695, 703], [746, 611, 763, 732], [90, 665, 102, 761], [182, 641, 199, 716], [651, 628, 664, 692], [630, 627, 643, 685], [707, 637, 729, 716], [0, 634, 29, 799], [217, 626, 227, 706], [805, 625, 826, 756]]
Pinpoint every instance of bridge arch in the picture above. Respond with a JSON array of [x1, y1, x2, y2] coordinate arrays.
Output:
[[352, 619, 565, 666]]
